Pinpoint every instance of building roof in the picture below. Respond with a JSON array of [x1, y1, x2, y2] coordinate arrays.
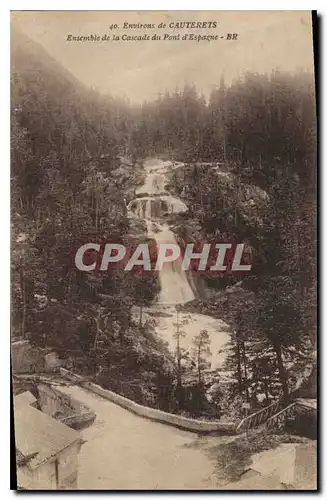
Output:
[[14, 401, 80, 468]]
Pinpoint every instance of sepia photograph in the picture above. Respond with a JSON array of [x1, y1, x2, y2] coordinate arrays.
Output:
[[10, 10, 317, 491]]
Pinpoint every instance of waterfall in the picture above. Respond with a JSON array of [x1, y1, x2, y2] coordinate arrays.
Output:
[[127, 159, 194, 305], [128, 158, 230, 370], [155, 227, 195, 305]]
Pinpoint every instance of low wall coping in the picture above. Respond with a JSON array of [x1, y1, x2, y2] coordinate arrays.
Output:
[[60, 368, 237, 435]]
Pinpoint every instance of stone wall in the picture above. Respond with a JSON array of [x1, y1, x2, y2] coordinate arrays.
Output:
[[37, 383, 96, 430], [17, 441, 80, 490], [18, 456, 57, 490], [56, 441, 80, 489], [294, 441, 317, 489]]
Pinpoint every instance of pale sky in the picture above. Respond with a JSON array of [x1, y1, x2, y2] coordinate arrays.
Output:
[[11, 11, 315, 103]]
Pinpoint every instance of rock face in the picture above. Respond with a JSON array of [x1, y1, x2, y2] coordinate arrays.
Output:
[[292, 363, 317, 399], [12, 340, 45, 374], [44, 352, 61, 373], [11, 340, 61, 374]]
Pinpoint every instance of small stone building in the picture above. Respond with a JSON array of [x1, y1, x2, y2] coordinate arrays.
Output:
[[14, 395, 82, 490], [222, 442, 317, 490]]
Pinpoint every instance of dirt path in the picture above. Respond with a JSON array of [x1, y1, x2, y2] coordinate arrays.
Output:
[[60, 385, 226, 490]]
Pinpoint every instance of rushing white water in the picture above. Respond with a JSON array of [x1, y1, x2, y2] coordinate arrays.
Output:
[[129, 158, 230, 369], [154, 226, 195, 305], [128, 159, 194, 306]]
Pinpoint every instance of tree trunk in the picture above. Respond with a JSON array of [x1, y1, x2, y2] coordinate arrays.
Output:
[[119, 313, 128, 344], [139, 305, 143, 328], [176, 333, 182, 388], [197, 345, 201, 386], [95, 194, 99, 234], [175, 309, 183, 409], [242, 342, 249, 402], [93, 315, 100, 350], [263, 374, 269, 402], [67, 270, 73, 306], [274, 341, 289, 400], [21, 281, 27, 339], [235, 330, 243, 396], [19, 264, 26, 338]]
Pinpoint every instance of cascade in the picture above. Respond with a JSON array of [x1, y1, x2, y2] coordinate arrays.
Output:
[[128, 158, 230, 370], [127, 159, 194, 305]]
